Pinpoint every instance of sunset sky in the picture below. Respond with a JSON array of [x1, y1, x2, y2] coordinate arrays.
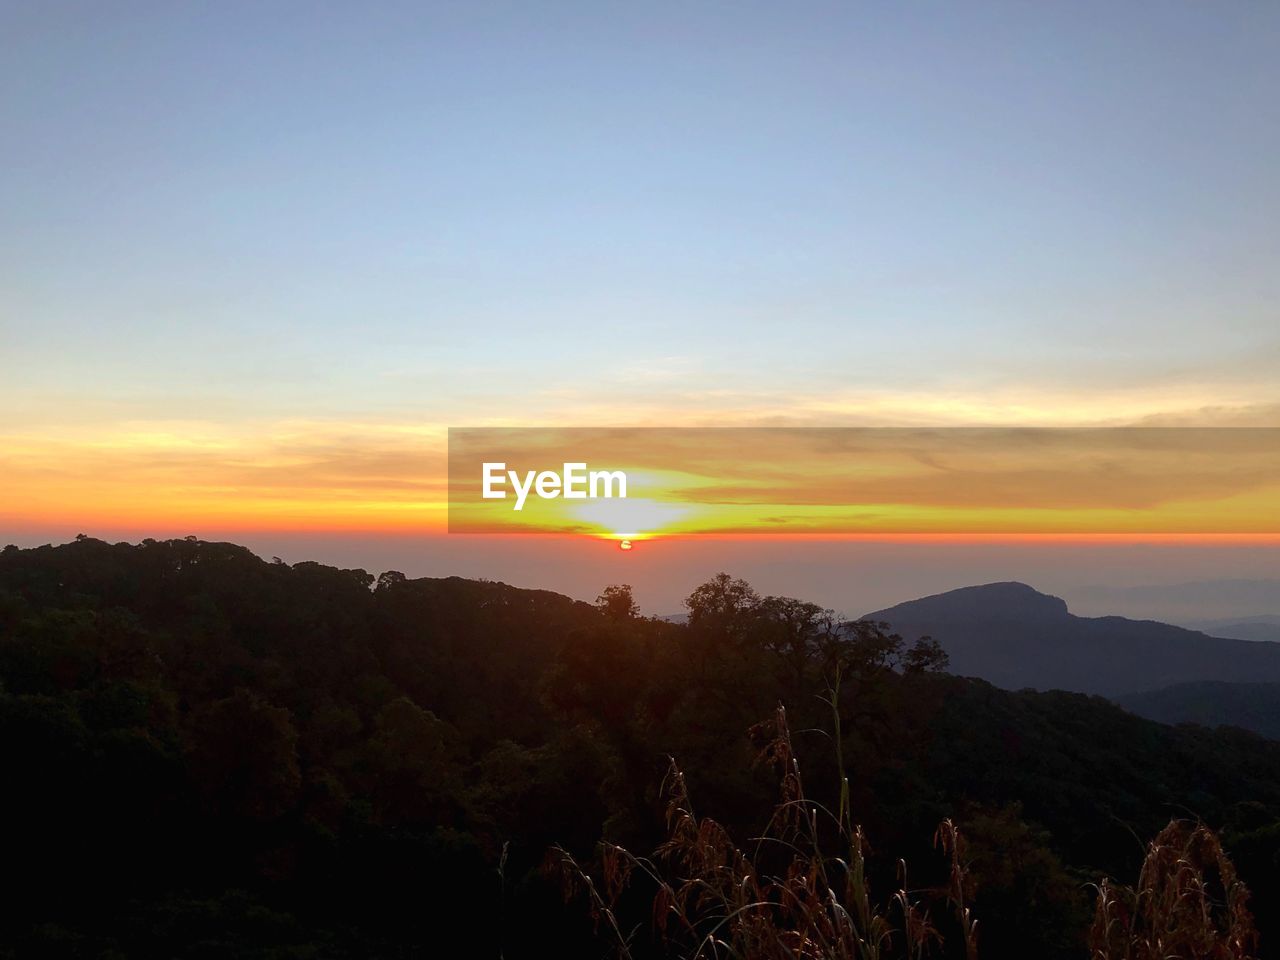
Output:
[[3, 3, 1278, 612]]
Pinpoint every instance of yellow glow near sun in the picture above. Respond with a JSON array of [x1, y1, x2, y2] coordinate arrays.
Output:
[[570, 497, 692, 539]]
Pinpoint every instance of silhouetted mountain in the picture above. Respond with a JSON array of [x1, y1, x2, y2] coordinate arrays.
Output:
[[865, 581, 1280, 697], [874, 581, 1069, 621], [1118, 681, 1280, 740]]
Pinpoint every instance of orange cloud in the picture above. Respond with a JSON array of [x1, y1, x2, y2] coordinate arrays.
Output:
[[4, 404, 1279, 539], [447, 428, 1280, 538]]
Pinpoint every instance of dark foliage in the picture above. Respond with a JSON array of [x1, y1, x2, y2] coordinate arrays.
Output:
[[2, 538, 1280, 958], [1118, 681, 1280, 739]]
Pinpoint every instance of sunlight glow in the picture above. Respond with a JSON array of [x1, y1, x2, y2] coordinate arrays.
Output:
[[570, 497, 693, 540]]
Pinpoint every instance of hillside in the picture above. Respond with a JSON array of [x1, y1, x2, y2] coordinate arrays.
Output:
[[1118, 681, 1280, 739], [865, 581, 1280, 697], [5, 539, 1280, 957]]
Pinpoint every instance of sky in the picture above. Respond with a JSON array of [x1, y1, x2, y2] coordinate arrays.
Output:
[[2, 2, 1278, 613]]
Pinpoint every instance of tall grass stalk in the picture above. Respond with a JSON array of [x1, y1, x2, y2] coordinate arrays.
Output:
[[1089, 819, 1257, 960], [549, 700, 977, 959]]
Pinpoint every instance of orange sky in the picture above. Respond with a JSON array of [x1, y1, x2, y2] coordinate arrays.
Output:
[[7, 421, 1278, 543]]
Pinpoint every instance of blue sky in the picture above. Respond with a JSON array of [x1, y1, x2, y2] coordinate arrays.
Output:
[[5, 1, 1278, 432]]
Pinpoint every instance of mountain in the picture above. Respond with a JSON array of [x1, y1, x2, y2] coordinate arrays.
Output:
[[1118, 681, 1280, 739], [864, 581, 1280, 697]]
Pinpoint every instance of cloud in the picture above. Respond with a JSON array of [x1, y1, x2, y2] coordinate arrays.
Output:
[[4, 391, 1279, 534]]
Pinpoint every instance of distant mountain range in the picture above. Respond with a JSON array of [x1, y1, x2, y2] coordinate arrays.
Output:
[[1176, 615, 1280, 644], [1070, 578, 1280, 621], [864, 582, 1280, 736]]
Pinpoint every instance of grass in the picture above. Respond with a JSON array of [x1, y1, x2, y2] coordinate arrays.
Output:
[[1089, 819, 1257, 960], [550, 695, 1260, 959], [549, 702, 977, 959]]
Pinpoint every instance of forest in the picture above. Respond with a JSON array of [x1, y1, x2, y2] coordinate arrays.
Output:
[[2, 536, 1278, 958]]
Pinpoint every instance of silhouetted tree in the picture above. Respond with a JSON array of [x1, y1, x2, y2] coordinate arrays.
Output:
[[595, 584, 639, 621]]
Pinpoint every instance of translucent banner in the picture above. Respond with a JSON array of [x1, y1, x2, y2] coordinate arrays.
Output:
[[447, 428, 1280, 538]]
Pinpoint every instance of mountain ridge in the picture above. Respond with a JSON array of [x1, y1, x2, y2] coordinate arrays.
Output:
[[1116, 680, 1280, 739], [864, 580, 1280, 698]]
